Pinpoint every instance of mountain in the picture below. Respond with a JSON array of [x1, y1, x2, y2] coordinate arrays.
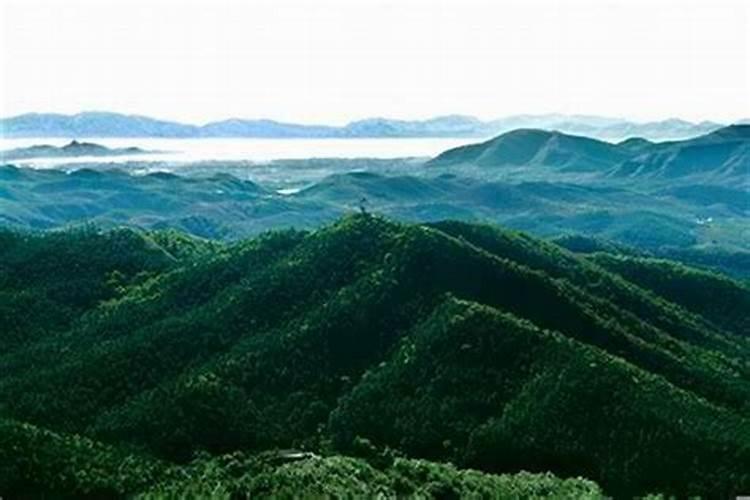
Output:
[[0, 140, 157, 161], [430, 125, 750, 180], [200, 118, 339, 138], [294, 172, 710, 250], [1, 215, 749, 497], [0, 165, 322, 239], [427, 129, 628, 170], [0, 112, 488, 139], [0, 111, 727, 140], [1, 126, 747, 278], [1, 152, 746, 275], [0, 111, 198, 137], [487, 114, 722, 140], [589, 118, 721, 140], [0, 165, 713, 252], [609, 124, 750, 179], [343, 115, 485, 137], [586, 253, 749, 334]]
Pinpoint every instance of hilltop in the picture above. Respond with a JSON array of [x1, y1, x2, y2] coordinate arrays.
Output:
[[428, 129, 628, 171], [1, 215, 749, 497]]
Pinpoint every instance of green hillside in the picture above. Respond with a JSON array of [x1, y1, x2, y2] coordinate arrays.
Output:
[[610, 124, 750, 180], [587, 253, 750, 336], [2, 124, 748, 266], [427, 129, 628, 170], [0, 418, 602, 499], [429, 125, 750, 181], [1, 215, 749, 497]]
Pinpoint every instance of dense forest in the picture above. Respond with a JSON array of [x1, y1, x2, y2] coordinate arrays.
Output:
[[1, 214, 749, 497]]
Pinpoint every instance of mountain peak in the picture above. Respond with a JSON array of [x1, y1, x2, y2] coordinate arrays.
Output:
[[429, 128, 624, 170]]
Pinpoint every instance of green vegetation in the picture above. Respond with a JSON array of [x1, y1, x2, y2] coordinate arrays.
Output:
[[1, 215, 749, 497], [428, 129, 629, 170], [429, 124, 750, 181], [138, 452, 603, 499], [0, 418, 602, 499], [588, 253, 750, 336], [2, 124, 748, 266]]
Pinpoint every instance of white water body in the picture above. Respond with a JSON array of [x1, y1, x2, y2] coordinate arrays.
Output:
[[0, 137, 475, 167]]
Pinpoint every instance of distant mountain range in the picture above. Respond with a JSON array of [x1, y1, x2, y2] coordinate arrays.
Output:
[[0, 140, 156, 161], [429, 125, 750, 180], [0, 111, 740, 141]]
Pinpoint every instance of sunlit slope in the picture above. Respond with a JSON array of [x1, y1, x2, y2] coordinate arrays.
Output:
[[1, 215, 749, 497]]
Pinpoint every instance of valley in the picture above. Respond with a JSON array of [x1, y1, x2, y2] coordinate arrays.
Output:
[[3, 0, 748, 496], [1, 124, 748, 497], [2, 126, 748, 277]]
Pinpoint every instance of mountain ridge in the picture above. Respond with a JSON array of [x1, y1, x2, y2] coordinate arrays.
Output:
[[428, 125, 750, 180], [0, 111, 731, 140], [427, 128, 629, 171], [1, 215, 749, 497]]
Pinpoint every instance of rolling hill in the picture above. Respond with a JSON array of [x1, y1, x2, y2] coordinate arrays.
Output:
[[428, 129, 628, 171], [610, 124, 750, 180], [0, 166, 706, 249], [1, 215, 749, 497], [0, 125, 747, 282], [0, 165, 340, 238], [1, 155, 746, 278]]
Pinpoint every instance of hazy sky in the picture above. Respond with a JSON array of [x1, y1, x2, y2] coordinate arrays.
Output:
[[1, 0, 748, 124]]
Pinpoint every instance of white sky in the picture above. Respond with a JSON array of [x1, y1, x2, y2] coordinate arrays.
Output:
[[1, 0, 748, 125]]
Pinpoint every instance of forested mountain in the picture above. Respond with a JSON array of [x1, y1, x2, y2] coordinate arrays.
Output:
[[1, 215, 749, 497]]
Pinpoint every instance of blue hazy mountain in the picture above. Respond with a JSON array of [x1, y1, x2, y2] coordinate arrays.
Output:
[[199, 118, 340, 138], [342, 115, 484, 137], [0, 112, 198, 137], [501, 115, 722, 141], [0, 111, 727, 140], [0, 140, 158, 161]]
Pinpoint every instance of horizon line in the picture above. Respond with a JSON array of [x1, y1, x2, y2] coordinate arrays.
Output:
[[2, 110, 745, 128]]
